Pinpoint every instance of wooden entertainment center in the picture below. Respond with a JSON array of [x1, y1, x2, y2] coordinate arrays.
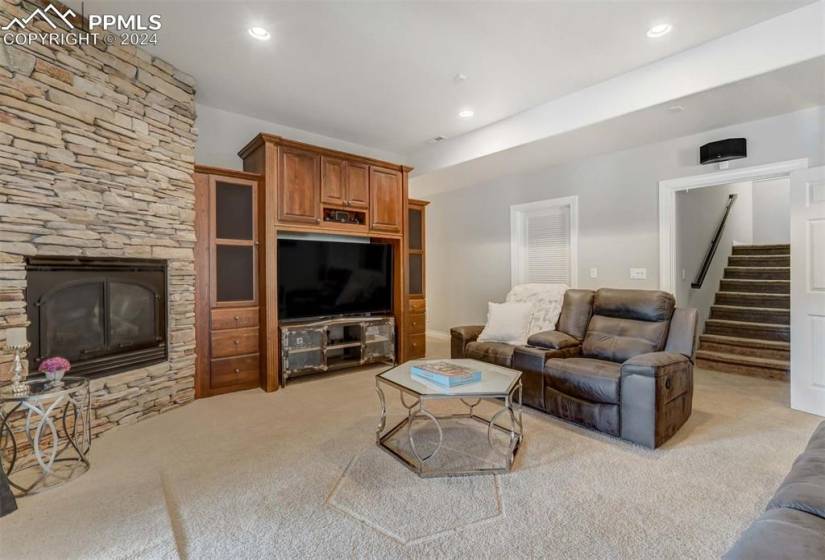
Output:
[[193, 135, 425, 397]]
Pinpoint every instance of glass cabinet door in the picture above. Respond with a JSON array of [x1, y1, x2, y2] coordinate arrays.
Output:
[[408, 207, 424, 297], [215, 181, 254, 240], [409, 207, 423, 251], [211, 177, 258, 306]]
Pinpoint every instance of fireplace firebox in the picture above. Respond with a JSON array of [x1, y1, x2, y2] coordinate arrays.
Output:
[[25, 257, 168, 379]]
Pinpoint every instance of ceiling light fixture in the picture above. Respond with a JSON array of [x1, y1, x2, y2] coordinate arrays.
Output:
[[667, 105, 685, 113], [458, 109, 474, 118], [646, 23, 672, 38], [248, 26, 271, 40]]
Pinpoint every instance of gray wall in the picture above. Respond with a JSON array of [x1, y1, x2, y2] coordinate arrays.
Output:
[[425, 106, 824, 333], [675, 182, 753, 330], [752, 177, 791, 244]]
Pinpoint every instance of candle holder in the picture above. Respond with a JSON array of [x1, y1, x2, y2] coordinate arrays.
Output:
[[8, 343, 30, 395]]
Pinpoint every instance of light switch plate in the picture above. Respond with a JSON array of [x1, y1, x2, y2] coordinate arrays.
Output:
[[590, 267, 598, 279], [630, 267, 647, 280]]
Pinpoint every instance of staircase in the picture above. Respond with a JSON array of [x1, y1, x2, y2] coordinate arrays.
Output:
[[695, 244, 790, 381]]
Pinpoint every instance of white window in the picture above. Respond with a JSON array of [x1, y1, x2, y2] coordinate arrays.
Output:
[[510, 196, 578, 287]]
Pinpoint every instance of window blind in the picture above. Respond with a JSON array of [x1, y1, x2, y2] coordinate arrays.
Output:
[[525, 207, 571, 284]]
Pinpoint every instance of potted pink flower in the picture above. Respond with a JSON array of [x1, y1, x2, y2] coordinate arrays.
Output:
[[39, 357, 71, 386]]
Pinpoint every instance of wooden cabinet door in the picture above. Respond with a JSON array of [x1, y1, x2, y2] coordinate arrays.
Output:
[[369, 166, 402, 233], [346, 161, 369, 209], [321, 156, 346, 206], [279, 147, 320, 224]]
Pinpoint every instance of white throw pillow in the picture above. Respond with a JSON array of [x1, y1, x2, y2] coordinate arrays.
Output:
[[505, 283, 568, 335], [477, 302, 534, 346]]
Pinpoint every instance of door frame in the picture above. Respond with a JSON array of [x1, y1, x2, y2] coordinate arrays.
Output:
[[510, 195, 579, 288], [658, 158, 808, 294]]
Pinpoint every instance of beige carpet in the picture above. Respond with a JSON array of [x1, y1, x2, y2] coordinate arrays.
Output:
[[1, 338, 821, 559]]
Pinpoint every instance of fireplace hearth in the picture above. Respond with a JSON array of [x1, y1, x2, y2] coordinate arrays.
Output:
[[25, 257, 168, 379]]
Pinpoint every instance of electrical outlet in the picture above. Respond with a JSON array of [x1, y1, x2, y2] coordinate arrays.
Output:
[[630, 267, 647, 280], [590, 267, 598, 279]]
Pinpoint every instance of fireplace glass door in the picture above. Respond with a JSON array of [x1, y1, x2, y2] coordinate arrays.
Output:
[[26, 257, 168, 378]]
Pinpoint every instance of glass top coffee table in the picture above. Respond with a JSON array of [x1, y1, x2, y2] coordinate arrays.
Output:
[[375, 359, 523, 477]]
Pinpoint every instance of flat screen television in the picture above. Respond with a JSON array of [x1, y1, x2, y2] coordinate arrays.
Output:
[[277, 238, 393, 321]]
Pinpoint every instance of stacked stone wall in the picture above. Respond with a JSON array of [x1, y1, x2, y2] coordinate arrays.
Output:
[[0, 0, 198, 442]]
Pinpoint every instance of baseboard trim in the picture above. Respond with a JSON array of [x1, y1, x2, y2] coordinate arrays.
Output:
[[426, 330, 451, 341]]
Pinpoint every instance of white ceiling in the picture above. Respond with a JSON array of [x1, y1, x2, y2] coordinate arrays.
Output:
[[408, 57, 825, 197], [68, 0, 810, 155]]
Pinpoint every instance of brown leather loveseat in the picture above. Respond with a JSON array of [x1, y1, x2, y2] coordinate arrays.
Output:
[[451, 288, 697, 448]]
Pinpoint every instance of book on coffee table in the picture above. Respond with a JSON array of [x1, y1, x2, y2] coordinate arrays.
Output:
[[410, 361, 481, 387]]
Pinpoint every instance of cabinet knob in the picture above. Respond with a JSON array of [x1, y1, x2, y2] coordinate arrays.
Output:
[[234, 368, 240, 374], [233, 340, 240, 345], [234, 315, 240, 321]]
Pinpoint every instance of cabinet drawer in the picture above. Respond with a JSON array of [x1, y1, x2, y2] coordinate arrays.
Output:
[[211, 328, 259, 358], [211, 307, 259, 330], [409, 298, 426, 313], [211, 354, 259, 389], [407, 333, 426, 359], [408, 312, 426, 334]]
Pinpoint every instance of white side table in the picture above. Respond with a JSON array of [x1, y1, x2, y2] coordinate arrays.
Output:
[[0, 377, 91, 496]]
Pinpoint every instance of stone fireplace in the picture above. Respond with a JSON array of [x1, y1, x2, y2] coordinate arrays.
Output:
[[0, 0, 198, 437]]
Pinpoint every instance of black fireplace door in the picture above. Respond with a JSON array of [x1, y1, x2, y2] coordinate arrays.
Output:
[[26, 259, 167, 378]]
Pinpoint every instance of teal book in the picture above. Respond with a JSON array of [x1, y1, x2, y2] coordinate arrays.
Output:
[[410, 361, 481, 387]]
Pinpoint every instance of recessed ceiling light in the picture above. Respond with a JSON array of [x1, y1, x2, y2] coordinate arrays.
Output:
[[647, 23, 672, 38], [248, 26, 271, 40], [458, 109, 474, 118], [667, 105, 685, 113], [429, 135, 448, 143]]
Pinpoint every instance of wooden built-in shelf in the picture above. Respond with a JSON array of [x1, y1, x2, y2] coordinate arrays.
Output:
[[194, 135, 422, 397]]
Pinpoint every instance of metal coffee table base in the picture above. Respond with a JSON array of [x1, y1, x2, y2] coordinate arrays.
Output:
[[375, 379, 523, 478]]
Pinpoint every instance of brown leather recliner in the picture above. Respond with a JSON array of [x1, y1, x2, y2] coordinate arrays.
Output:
[[451, 288, 697, 448]]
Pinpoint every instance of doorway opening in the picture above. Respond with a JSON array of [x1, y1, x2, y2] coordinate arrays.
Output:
[[674, 178, 790, 380], [657, 157, 825, 416]]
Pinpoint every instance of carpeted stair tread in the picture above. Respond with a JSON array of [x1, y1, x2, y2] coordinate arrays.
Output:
[[703, 319, 790, 342], [699, 331, 791, 361], [728, 255, 790, 267], [732, 244, 791, 255], [719, 279, 790, 294], [704, 318, 790, 329], [723, 267, 790, 280], [709, 305, 789, 325], [695, 350, 789, 368], [696, 351, 789, 381], [714, 292, 790, 309], [698, 334, 790, 350]]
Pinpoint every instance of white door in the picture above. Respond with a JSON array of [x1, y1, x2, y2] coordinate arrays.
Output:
[[790, 165, 825, 416]]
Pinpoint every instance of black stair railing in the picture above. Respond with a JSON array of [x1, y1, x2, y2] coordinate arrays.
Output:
[[692, 193, 738, 289]]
